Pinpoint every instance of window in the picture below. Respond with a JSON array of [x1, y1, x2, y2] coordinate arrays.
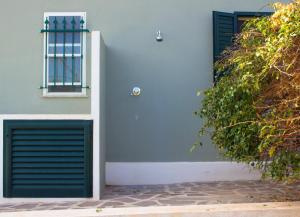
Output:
[[41, 12, 88, 97], [235, 12, 272, 33], [213, 11, 272, 82]]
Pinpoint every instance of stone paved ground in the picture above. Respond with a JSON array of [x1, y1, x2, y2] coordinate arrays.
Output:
[[0, 180, 299, 212]]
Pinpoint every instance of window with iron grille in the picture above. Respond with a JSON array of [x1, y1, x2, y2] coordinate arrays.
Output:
[[41, 12, 89, 96]]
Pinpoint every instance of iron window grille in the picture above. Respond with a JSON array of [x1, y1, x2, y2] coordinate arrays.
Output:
[[40, 12, 89, 95]]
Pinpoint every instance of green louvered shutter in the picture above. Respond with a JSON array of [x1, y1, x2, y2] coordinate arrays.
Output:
[[213, 11, 235, 82], [3, 120, 92, 198]]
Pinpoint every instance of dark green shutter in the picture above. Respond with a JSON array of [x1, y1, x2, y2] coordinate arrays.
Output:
[[213, 11, 235, 82], [213, 11, 236, 62], [3, 120, 92, 198]]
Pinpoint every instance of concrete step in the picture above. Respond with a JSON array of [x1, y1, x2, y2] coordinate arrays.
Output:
[[0, 202, 299, 217]]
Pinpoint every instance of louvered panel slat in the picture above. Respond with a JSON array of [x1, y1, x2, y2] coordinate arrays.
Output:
[[13, 185, 85, 189], [13, 163, 84, 168], [12, 157, 84, 163], [12, 151, 84, 157], [4, 120, 92, 198], [13, 141, 84, 146], [12, 179, 84, 185], [218, 26, 233, 30], [13, 129, 84, 135], [13, 174, 84, 179], [218, 21, 233, 25], [13, 168, 84, 174], [12, 135, 84, 141], [219, 38, 234, 43], [13, 146, 84, 151], [217, 23, 233, 28], [218, 30, 233, 34]]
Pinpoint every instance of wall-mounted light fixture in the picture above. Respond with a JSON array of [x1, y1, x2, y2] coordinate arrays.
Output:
[[156, 30, 163, 42]]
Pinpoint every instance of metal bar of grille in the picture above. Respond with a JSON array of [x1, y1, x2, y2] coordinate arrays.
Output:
[[80, 18, 84, 88], [53, 17, 57, 86], [63, 17, 66, 86], [44, 18, 49, 89], [71, 16, 75, 86]]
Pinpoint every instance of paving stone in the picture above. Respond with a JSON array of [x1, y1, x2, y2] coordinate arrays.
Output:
[[13, 204, 38, 209], [28, 207, 53, 211], [98, 201, 125, 208], [57, 202, 77, 206], [77, 201, 102, 207], [186, 193, 210, 196], [158, 199, 197, 205], [133, 194, 157, 200], [37, 203, 56, 207], [0, 204, 14, 208], [134, 200, 159, 206], [0, 209, 15, 213], [113, 197, 137, 203], [0, 180, 299, 212], [50, 207, 68, 210]]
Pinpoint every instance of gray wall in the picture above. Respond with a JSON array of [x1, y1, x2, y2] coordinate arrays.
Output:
[[0, 0, 289, 161]]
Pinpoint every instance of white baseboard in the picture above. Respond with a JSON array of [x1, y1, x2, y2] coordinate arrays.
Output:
[[106, 162, 261, 185]]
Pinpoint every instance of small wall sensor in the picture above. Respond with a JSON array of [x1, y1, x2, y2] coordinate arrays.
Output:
[[156, 30, 163, 42]]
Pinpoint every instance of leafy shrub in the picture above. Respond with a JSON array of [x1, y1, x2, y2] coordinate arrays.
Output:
[[195, 1, 300, 181]]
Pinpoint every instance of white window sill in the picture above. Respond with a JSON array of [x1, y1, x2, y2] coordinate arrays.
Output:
[[42, 92, 88, 98]]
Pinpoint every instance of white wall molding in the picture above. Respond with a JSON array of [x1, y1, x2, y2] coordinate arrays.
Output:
[[91, 31, 101, 200], [106, 162, 261, 185], [0, 114, 92, 120]]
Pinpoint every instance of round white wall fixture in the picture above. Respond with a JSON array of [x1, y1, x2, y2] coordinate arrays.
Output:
[[131, 87, 141, 96]]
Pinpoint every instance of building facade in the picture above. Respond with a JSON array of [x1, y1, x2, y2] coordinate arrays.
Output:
[[0, 0, 288, 200]]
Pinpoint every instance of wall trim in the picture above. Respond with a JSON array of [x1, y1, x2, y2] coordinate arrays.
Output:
[[0, 114, 92, 119], [91, 31, 101, 200], [106, 162, 261, 185]]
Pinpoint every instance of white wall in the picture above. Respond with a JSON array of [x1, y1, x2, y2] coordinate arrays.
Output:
[[106, 162, 261, 185]]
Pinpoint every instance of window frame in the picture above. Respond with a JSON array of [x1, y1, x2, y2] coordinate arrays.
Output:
[[43, 12, 87, 97], [234, 11, 273, 33]]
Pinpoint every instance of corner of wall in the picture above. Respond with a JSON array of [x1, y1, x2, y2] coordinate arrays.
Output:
[[99, 33, 107, 197]]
